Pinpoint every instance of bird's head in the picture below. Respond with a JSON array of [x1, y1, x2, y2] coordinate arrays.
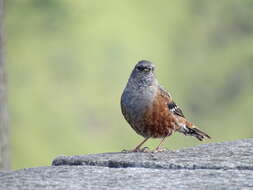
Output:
[[129, 60, 156, 87]]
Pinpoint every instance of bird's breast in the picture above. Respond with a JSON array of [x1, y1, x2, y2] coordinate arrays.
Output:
[[121, 86, 157, 125]]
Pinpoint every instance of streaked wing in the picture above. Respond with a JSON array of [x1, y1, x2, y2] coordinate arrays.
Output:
[[159, 85, 185, 118], [167, 101, 185, 118]]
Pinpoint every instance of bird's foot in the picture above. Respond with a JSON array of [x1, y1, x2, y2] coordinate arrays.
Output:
[[151, 147, 168, 153], [121, 147, 150, 153], [140, 147, 150, 152], [121, 149, 129, 153]]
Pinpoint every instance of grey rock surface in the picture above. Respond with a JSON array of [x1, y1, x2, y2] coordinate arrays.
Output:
[[53, 138, 253, 170], [1, 139, 253, 190]]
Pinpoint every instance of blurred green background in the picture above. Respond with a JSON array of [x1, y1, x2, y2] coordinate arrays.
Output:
[[6, 0, 253, 169]]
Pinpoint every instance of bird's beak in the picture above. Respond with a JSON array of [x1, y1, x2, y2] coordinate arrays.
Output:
[[144, 68, 150, 72]]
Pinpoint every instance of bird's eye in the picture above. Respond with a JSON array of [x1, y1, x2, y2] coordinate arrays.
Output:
[[136, 66, 145, 71]]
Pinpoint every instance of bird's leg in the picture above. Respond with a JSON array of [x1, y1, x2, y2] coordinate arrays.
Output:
[[122, 137, 149, 153], [133, 137, 150, 152], [152, 136, 168, 152]]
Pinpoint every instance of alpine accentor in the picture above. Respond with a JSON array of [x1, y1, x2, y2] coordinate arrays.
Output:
[[121, 60, 210, 152]]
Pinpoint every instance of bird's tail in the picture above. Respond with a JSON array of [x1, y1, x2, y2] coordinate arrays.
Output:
[[185, 125, 211, 141], [177, 121, 211, 141]]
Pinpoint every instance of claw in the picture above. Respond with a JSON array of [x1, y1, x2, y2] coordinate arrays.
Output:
[[151, 147, 168, 153], [140, 147, 150, 152], [122, 147, 150, 153], [121, 149, 128, 153], [121, 149, 139, 153]]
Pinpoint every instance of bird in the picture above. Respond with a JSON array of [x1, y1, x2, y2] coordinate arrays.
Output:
[[120, 60, 210, 152]]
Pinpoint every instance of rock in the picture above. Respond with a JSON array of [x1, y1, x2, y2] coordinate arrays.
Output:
[[52, 138, 253, 170], [1, 139, 253, 190]]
